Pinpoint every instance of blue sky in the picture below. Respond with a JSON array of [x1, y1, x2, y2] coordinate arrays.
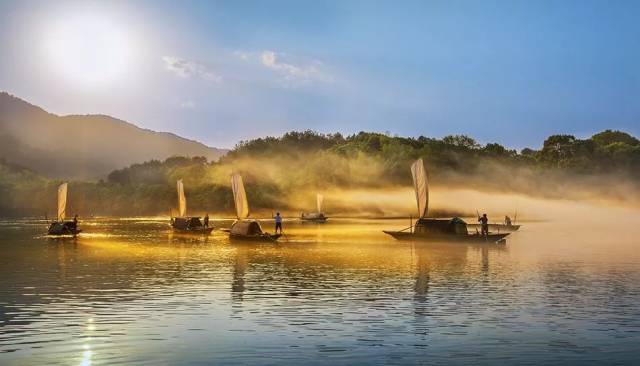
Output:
[[0, 0, 638, 149]]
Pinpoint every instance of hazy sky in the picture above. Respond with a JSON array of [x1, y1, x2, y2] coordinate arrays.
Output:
[[1, 0, 638, 149]]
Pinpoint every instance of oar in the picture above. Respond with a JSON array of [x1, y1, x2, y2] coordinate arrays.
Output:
[[266, 227, 286, 243], [266, 232, 279, 243]]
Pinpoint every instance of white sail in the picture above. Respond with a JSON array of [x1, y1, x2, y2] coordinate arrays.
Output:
[[57, 182, 67, 222], [316, 193, 324, 213], [230, 174, 249, 219], [177, 179, 187, 217], [410, 158, 429, 218]]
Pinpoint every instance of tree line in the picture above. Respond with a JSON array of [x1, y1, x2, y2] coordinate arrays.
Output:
[[0, 129, 638, 217]]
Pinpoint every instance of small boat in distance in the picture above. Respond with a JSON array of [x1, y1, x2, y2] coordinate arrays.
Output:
[[498, 213, 521, 231], [47, 183, 81, 236], [468, 223, 520, 233], [301, 193, 327, 222], [383, 159, 510, 244], [226, 174, 281, 242], [170, 179, 213, 234], [468, 213, 521, 233]]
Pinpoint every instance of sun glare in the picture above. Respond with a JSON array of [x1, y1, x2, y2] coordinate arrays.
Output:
[[45, 14, 131, 86]]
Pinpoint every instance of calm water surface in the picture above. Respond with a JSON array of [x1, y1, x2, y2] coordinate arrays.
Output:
[[1, 216, 639, 365]]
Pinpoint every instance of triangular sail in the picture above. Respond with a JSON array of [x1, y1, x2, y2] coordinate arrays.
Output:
[[57, 183, 67, 222], [230, 174, 249, 219], [316, 193, 324, 213], [410, 159, 429, 218], [177, 179, 187, 217]]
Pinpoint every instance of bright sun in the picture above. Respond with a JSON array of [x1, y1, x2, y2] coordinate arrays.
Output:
[[46, 14, 131, 85]]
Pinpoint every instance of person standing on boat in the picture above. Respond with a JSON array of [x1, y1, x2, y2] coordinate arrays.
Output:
[[72, 214, 78, 230], [504, 215, 512, 226], [275, 212, 283, 234], [204, 213, 210, 228], [478, 214, 489, 236]]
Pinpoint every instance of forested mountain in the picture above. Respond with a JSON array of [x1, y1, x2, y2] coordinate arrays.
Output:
[[0, 92, 226, 179], [1, 129, 638, 218]]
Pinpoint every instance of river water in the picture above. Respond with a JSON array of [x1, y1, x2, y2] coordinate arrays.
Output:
[[1, 209, 639, 365]]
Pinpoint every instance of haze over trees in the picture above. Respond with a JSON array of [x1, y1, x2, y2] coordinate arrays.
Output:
[[1, 129, 638, 217]]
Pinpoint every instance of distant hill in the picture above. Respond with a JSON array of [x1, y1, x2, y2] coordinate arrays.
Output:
[[0, 92, 226, 179]]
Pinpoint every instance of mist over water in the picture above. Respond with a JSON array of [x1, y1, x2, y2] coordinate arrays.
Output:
[[1, 196, 639, 365], [288, 186, 640, 222]]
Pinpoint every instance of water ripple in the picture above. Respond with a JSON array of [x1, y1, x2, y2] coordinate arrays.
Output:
[[0, 218, 639, 365]]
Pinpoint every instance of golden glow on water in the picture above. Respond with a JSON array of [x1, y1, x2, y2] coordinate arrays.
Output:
[[1, 196, 639, 364]]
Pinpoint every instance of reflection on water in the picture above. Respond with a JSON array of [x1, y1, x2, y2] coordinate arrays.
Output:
[[1, 212, 639, 365]]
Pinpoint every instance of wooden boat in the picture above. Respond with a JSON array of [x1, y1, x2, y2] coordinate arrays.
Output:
[[301, 193, 328, 222], [47, 221, 82, 236], [225, 220, 281, 242], [383, 159, 511, 244], [227, 173, 280, 242], [47, 183, 81, 236], [468, 223, 520, 232], [468, 213, 521, 232], [171, 216, 213, 234], [170, 179, 212, 234], [383, 218, 509, 244], [301, 213, 327, 223]]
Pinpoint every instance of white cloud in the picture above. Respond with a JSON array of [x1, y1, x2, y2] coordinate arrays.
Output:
[[163, 51, 333, 89], [162, 56, 221, 83], [233, 49, 334, 88], [233, 50, 250, 61], [260, 50, 333, 87], [179, 100, 196, 109]]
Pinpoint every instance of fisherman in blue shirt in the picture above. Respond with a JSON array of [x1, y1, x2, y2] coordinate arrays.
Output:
[[275, 212, 283, 234]]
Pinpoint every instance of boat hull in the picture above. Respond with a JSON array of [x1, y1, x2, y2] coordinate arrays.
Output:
[[47, 222, 81, 236], [492, 224, 520, 232], [300, 217, 328, 223], [229, 233, 282, 242], [170, 216, 212, 234], [468, 223, 521, 232], [47, 229, 82, 236], [383, 230, 509, 243], [171, 226, 213, 235]]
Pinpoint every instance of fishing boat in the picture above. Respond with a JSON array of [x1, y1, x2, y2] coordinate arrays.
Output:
[[225, 174, 281, 242], [170, 179, 213, 234], [468, 223, 521, 233], [47, 183, 81, 236], [468, 212, 521, 232], [383, 159, 510, 244], [301, 193, 327, 222]]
